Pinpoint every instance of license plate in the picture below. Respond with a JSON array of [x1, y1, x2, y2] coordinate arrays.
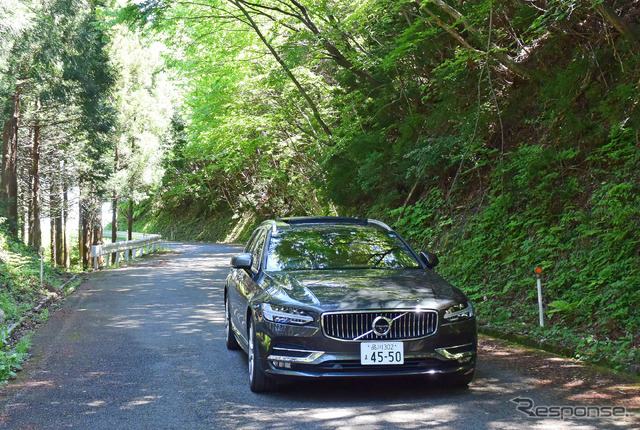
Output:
[[360, 342, 404, 365]]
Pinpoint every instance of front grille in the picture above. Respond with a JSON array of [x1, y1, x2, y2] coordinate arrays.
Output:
[[322, 310, 438, 341]]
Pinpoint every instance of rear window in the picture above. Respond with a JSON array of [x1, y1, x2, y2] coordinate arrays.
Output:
[[265, 225, 420, 271]]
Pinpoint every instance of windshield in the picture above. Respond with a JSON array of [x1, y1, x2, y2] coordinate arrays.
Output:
[[265, 225, 421, 271]]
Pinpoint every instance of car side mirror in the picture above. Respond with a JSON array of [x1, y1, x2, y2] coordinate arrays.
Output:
[[231, 253, 253, 270], [420, 251, 439, 269]]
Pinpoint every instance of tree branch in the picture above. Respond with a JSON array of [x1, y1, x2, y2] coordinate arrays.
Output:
[[594, 2, 640, 45], [229, 0, 333, 140], [421, 0, 530, 78]]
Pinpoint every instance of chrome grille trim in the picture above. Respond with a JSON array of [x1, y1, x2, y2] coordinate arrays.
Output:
[[322, 310, 438, 341]]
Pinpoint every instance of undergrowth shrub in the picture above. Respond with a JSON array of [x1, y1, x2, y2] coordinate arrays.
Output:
[[393, 122, 640, 369]]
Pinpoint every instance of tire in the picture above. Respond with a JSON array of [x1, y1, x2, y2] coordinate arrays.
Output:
[[248, 319, 277, 392], [450, 370, 474, 388], [225, 295, 240, 350]]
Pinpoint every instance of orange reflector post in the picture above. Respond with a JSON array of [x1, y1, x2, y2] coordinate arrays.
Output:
[[535, 266, 543, 327]]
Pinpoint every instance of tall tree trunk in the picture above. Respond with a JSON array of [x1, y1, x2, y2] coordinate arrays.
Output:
[[127, 137, 134, 243], [127, 198, 133, 241], [79, 190, 86, 268], [51, 178, 64, 266], [21, 196, 28, 244], [93, 201, 103, 266], [111, 196, 118, 241], [82, 212, 91, 268], [63, 179, 70, 267], [1, 86, 21, 235], [50, 207, 56, 265], [80, 189, 103, 269], [79, 187, 94, 269], [112, 143, 119, 263], [19, 156, 28, 244], [55, 194, 64, 268], [26, 187, 32, 245], [29, 115, 41, 251], [111, 195, 118, 264], [54, 218, 62, 265]]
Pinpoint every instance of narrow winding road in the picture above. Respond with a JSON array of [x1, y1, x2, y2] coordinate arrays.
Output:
[[0, 243, 636, 429]]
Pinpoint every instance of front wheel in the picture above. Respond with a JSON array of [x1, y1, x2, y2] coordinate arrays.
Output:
[[225, 295, 240, 350], [248, 319, 277, 393]]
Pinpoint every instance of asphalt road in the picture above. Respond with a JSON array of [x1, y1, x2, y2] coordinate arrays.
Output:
[[0, 243, 636, 429]]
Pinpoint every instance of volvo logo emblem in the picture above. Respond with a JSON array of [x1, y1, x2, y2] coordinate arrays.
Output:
[[372, 316, 393, 336]]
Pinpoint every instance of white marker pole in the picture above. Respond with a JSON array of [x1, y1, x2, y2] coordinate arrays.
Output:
[[535, 267, 544, 327]]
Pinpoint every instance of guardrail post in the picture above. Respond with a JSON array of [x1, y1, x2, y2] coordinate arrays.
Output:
[[91, 245, 99, 270]]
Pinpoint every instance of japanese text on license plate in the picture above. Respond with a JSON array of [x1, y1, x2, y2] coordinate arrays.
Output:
[[360, 342, 404, 365]]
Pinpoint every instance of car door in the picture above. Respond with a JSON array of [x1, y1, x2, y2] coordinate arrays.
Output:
[[231, 228, 267, 346], [228, 230, 259, 347]]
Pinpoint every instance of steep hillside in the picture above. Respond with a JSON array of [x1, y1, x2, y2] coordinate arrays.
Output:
[[130, 0, 639, 371]]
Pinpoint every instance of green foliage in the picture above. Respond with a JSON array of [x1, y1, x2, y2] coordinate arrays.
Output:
[[36, 308, 49, 323], [398, 120, 640, 369], [0, 334, 31, 383], [0, 210, 70, 382], [0, 215, 67, 320], [125, 0, 640, 371]]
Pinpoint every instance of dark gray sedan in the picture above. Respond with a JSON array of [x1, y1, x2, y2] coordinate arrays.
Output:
[[224, 217, 477, 392]]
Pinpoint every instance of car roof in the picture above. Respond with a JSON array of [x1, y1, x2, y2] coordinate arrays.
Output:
[[260, 217, 393, 233]]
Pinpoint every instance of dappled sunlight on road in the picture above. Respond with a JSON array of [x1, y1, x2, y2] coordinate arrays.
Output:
[[2, 243, 636, 429], [103, 302, 225, 337], [107, 316, 145, 329], [81, 243, 235, 343], [121, 396, 162, 410], [216, 401, 465, 429]]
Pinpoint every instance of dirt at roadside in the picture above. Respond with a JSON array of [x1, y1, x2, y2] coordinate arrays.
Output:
[[479, 335, 640, 413]]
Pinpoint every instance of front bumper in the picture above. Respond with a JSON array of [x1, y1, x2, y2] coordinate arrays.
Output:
[[254, 317, 477, 380]]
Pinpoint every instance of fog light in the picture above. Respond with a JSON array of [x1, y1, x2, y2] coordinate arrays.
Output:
[[271, 361, 292, 369]]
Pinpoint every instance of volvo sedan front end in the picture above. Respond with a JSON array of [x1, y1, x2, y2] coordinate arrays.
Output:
[[224, 217, 477, 392]]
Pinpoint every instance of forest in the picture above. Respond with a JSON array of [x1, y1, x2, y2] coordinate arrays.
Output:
[[1, 0, 639, 376]]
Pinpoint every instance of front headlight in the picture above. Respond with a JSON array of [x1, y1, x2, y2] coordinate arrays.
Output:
[[262, 303, 314, 325], [443, 302, 474, 322]]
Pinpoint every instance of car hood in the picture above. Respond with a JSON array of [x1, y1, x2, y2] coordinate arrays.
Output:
[[261, 269, 467, 312]]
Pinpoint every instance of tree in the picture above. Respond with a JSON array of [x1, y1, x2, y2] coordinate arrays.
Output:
[[0, 86, 21, 235], [105, 24, 176, 244]]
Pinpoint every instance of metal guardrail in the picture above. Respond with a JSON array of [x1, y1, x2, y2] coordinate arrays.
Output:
[[91, 234, 163, 269], [113, 231, 148, 240]]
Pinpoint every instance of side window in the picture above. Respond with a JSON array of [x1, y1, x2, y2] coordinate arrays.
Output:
[[250, 230, 267, 273], [244, 230, 259, 253]]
